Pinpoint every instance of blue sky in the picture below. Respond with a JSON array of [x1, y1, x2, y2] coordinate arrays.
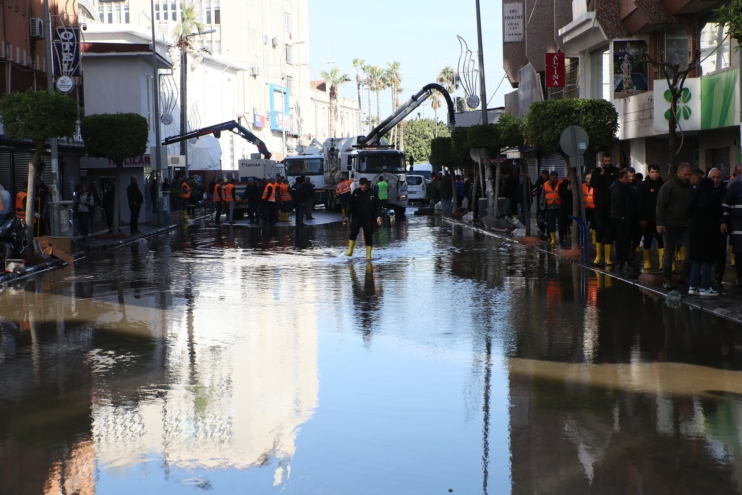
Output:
[[308, 0, 508, 120]]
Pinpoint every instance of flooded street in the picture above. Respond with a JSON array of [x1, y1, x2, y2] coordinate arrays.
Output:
[[3, 215, 742, 494]]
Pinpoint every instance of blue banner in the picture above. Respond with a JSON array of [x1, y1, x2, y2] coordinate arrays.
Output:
[[53, 27, 81, 77]]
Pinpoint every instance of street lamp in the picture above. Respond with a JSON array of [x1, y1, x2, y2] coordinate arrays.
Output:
[[281, 40, 304, 158], [179, 28, 216, 176]]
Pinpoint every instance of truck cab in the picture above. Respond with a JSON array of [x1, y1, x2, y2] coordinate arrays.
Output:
[[284, 151, 325, 204], [346, 148, 408, 214]]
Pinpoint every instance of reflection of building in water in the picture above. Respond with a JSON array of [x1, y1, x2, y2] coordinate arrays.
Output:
[[91, 269, 319, 485]]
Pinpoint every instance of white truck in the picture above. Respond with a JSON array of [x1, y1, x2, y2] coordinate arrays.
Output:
[[322, 83, 456, 215], [238, 159, 278, 181], [283, 141, 326, 205]]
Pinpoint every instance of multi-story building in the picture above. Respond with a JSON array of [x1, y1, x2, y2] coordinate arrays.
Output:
[[503, 0, 737, 177]]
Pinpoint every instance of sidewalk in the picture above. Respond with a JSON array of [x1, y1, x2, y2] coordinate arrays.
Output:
[[442, 216, 742, 325]]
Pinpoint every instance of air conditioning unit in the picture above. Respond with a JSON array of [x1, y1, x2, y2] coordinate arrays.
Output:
[[249, 66, 260, 77], [271, 36, 279, 47], [29, 18, 44, 40]]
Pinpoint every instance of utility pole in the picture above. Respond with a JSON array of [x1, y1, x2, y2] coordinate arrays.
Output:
[[150, 0, 165, 224], [475, 0, 495, 217], [44, 0, 60, 236]]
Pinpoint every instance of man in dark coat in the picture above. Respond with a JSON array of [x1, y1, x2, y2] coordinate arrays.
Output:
[[557, 175, 573, 245], [636, 164, 665, 272], [126, 175, 144, 234], [610, 170, 634, 273], [304, 178, 316, 220], [722, 174, 742, 285], [590, 152, 619, 265], [291, 176, 308, 226], [343, 177, 382, 260], [708, 168, 728, 288], [245, 178, 261, 224], [103, 181, 115, 233]]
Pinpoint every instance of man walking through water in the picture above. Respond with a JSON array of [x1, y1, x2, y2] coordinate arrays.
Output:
[[343, 177, 382, 260]]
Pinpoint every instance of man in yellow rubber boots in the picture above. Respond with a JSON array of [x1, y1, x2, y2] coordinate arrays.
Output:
[[636, 164, 665, 272], [590, 152, 619, 266], [343, 177, 382, 260]]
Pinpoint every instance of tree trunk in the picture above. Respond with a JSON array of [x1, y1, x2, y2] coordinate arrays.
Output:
[[367, 87, 372, 131], [24, 146, 43, 246], [356, 82, 363, 130], [329, 94, 336, 137], [113, 161, 123, 234], [667, 107, 678, 174]]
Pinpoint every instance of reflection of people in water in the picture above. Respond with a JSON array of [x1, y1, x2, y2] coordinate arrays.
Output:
[[349, 264, 379, 341], [621, 54, 634, 95]]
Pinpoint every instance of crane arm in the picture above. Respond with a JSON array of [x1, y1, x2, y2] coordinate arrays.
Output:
[[358, 83, 456, 147], [162, 120, 272, 159]]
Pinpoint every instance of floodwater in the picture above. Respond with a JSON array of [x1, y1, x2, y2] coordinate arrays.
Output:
[[2, 215, 742, 494]]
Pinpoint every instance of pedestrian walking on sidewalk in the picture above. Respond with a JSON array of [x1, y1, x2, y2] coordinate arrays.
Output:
[[656, 163, 694, 290], [687, 178, 722, 296], [74, 183, 94, 241], [344, 177, 382, 260], [440, 175, 453, 215], [590, 152, 619, 266], [636, 164, 665, 272], [127, 176, 143, 235]]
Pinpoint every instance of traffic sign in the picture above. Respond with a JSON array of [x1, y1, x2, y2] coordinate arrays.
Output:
[[559, 125, 589, 160]]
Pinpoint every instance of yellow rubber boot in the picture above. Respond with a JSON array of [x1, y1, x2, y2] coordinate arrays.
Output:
[[658, 248, 665, 271], [550, 232, 557, 246], [346, 240, 355, 256], [366, 246, 372, 260], [593, 243, 603, 265], [643, 249, 652, 272], [591, 230, 597, 245], [604, 244, 613, 266], [677, 246, 685, 262], [341, 209, 346, 217], [731, 245, 736, 267], [181, 210, 188, 220]]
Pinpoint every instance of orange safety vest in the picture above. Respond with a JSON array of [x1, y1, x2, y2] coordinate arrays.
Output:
[[279, 183, 292, 202], [544, 181, 561, 206], [225, 183, 235, 202], [262, 183, 276, 202], [180, 181, 191, 199], [213, 184, 223, 202], [582, 183, 595, 209], [15, 191, 26, 219], [336, 180, 351, 196]]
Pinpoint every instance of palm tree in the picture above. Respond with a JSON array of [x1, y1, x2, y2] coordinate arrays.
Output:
[[385, 61, 402, 146], [436, 66, 460, 96], [362, 64, 373, 133], [320, 67, 351, 138], [365, 66, 387, 127], [431, 92, 442, 137], [395, 85, 405, 150], [353, 58, 365, 131], [174, 3, 205, 41]]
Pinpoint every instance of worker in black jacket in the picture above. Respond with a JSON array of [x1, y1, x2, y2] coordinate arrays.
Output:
[[343, 177, 382, 260], [590, 152, 620, 265], [636, 164, 665, 271], [610, 170, 634, 273]]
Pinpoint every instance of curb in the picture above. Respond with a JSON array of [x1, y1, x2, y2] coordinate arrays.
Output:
[[442, 217, 742, 324], [83, 214, 210, 250]]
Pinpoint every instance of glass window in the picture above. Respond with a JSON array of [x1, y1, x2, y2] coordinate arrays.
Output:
[[284, 12, 291, 31], [178, 2, 183, 20], [155, 3, 159, 20], [285, 158, 323, 175], [114, 3, 121, 23], [124, 3, 129, 23], [205, 1, 211, 23], [602, 49, 610, 101], [286, 44, 292, 64], [162, 2, 168, 12], [170, 3, 176, 20], [407, 176, 423, 186], [360, 152, 405, 173], [214, 1, 220, 24], [664, 26, 689, 73], [700, 22, 731, 75], [286, 75, 293, 93], [98, 5, 104, 22], [107, 5, 112, 23]]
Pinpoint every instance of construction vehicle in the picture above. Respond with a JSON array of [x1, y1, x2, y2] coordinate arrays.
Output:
[[162, 119, 272, 159], [283, 139, 326, 204], [322, 83, 455, 215]]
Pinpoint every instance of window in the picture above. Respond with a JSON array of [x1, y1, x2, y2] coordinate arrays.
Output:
[[602, 49, 610, 101], [124, 3, 129, 23], [286, 44, 293, 65], [178, 2, 183, 20], [107, 6, 112, 23], [155, 3, 159, 20], [284, 12, 291, 31], [286, 75, 293, 93], [170, 2, 176, 21], [700, 21, 731, 75], [664, 26, 689, 73], [114, 3, 121, 24], [98, 4, 104, 21], [213, 1, 220, 24], [205, 1, 211, 23]]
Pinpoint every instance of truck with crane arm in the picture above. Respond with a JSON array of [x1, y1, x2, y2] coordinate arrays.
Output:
[[321, 83, 456, 215]]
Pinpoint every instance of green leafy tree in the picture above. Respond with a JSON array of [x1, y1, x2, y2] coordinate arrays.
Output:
[[429, 137, 454, 168], [497, 113, 525, 148], [436, 66, 460, 95], [404, 118, 450, 166], [0, 89, 78, 244], [81, 113, 149, 235], [174, 3, 205, 40], [525, 99, 618, 248], [320, 67, 351, 138]]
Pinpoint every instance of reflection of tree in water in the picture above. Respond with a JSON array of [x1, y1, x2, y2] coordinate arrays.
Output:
[[349, 263, 381, 342]]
